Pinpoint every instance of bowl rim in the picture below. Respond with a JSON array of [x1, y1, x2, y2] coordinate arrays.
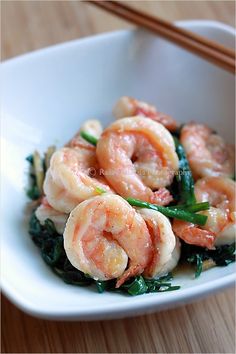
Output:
[[2, 19, 235, 320], [2, 271, 235, 320]]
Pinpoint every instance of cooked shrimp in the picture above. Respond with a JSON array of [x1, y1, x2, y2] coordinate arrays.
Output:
[[96, 117, 179, 205], [172, 220, 216, 249], [195, 177, 236, 246], [113, 96, 178, 131], [35, 197, 68, 234], [68, 119, 102, 149], [138, 209, 180, 277], [163, 238, 181, 274], [44, 147, 112, 213], [180, 122, 235, 179], [64, 194, 153, 287], [173, 177, 236, 249]]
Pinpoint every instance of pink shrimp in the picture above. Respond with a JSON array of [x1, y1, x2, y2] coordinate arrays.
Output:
[[113, 96, 179, 131], [64, 194, 153, 287], [180, 122, 235, 179], [173, 177, 236, 249], [44, 120, 112, 213], [35, 197, 68, 234], [96, 116, 179, 205], [44, 147, 112, 213]]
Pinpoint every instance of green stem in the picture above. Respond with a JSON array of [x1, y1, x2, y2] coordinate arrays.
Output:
[[80, 131, 98, 146], [168, 202, 210, 213], [126, 198, 207, 226], [174, 137, 196, 205]]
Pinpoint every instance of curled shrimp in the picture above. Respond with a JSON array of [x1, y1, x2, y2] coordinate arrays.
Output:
[[173, 177, 236, 249], [96, 116, 179, 205], [138, 209, 181, 277], [35, 197, 68, 234], [180, 122, 235, 179], [113, 96, 178, 131], [44, 147, 112, 213], [64, 194, 153, 287], [44, 119, 112, 213]]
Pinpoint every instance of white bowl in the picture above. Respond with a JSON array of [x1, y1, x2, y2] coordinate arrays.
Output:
[[1, 20, 235, 321]]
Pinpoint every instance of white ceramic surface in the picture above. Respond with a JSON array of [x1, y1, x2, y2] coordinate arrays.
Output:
[[1, 20, 235, 321]]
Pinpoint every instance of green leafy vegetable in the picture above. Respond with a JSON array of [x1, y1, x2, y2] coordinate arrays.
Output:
[[171, 124, 184, 139], [29, 213, 92, 286], [120, 273, 180, 295], [174, 137, 196, 205], [126, 197, 207, 226], [80, 131, 98, 146], [54, 268, 93, 286], [41, 235, 63, 266], [180, 241, 236, 277], [26, 157, 40, 200], [143, 274, 181, 293], [26, 152, 44, 200], [95, 280, 108, 293], [94, 280, 116, 293], [195, 254, 203, 278], [167, 175, 181, 205], [121, 276, 148, 295], [26, 154, 34, 164], [27, 185, 41, 200]]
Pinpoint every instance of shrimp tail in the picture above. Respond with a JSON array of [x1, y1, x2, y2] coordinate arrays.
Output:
[[173, 220, 216, 249], [115, 264, 144, 288]]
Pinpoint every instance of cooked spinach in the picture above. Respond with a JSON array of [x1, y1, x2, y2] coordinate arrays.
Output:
[[27, 184, 41, 200], [171, 124, 184, 139], [26, 154, 34, 164], [174, 137, 196, 205], [180, 241, 235, 278], [26, 154, 43, 200], [26, 148, 55, 201], [121, 273, 180, 295], [29, 213, 92, 286]]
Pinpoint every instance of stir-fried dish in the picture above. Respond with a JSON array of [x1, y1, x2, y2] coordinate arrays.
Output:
[[26, 96, 236, 295]]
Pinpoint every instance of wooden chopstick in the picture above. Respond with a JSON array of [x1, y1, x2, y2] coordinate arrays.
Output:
[[88, 0, 235, 74], [116, 1, 235, 59]]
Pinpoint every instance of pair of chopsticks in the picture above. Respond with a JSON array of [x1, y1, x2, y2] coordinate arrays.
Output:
[[88, 0, 235, 74]]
